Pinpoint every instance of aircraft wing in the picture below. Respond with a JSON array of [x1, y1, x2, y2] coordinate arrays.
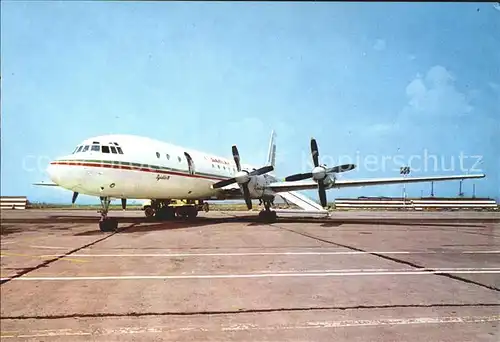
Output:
[[269, 174, 486, 193]]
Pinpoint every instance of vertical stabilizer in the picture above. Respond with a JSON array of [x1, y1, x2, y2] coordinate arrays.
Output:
[[267, 130, 277, 168]]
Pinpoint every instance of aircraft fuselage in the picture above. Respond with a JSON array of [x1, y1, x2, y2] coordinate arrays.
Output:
[[47, 134, 273, 200]]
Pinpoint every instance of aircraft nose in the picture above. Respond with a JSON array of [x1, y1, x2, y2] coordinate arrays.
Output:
[[46, 161, 61, 185], [47, 157, 86, 189]]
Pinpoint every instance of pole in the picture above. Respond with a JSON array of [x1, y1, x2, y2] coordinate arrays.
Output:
[[431, 181, 434, 197], [400, 166, 410, 205], [472, 183, 476, 199], [403, 180, 406, 202]]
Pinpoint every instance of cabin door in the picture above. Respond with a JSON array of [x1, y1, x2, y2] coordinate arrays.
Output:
[[184, 152, 195, 175]]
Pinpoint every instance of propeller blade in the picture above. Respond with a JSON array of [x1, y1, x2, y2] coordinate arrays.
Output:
[[232, 145, 241, 171], [212, 177, 237, 189], [72, 192, 79, 204], [285, 172, 313, 182], [242, 183, 252, 210], [311, 138, 319, 167], [121, 198, 127, 210], [326, 164, 357, 173], [318, 182, 327, 207], [249, 165, 274, 176]]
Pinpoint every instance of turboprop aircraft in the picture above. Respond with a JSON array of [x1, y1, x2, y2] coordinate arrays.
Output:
[[35, 131, 485, 232]]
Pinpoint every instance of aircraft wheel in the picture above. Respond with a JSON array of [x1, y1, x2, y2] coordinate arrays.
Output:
[[270, 211, 277, 222], [99, 217, 118, 232], [187, 206, 198, 218], [156, 206, 175, 221], [144, 207, 155, 218], [258, 210, 277, 223]]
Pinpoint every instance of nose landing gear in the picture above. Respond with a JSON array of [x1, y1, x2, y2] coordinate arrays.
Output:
[[98, 197, 118, 232]]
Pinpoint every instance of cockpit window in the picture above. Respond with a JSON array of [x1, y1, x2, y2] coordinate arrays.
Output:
[[91, 145, 100, 152], [102, 146, 110, 153], [110, 146, 117, 154], [82, 145, 89, 152], [76, 146, 83, 153], [72, 146, 78, 154], [116, 147, 123, 154]]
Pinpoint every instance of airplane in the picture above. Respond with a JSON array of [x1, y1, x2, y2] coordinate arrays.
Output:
[[35, 131, 486, 232]]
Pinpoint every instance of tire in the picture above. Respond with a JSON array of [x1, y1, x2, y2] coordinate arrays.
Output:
[[188, 206, 198, 218], [144, 206, 155, 218], [99, 218, 118, 232]]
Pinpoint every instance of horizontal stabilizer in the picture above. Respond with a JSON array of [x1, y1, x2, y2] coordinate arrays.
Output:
[[33, 182, 58, 186]]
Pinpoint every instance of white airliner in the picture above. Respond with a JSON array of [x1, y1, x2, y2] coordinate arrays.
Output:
[[36, 131, 485, 231]]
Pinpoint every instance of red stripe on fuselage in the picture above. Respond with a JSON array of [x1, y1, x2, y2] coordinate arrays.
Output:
[[50, 161, 229, 181]]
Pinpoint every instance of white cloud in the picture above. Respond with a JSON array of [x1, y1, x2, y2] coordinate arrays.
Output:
[[402, 65, 473, 117], [494, 3, 500, 12], [373, 39, 386, 51]]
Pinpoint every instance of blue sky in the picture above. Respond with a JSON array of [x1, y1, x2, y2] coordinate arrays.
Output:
[[1, 1, 499, 204]]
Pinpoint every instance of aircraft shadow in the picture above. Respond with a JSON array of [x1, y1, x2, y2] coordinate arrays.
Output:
[[1, 214, 488, 237]]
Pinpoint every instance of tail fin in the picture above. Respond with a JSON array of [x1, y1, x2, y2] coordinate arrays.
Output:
[[266, 130, 276, 168]]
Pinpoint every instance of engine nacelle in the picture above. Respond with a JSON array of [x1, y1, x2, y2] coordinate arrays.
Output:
[[322, 174, 336, 188], [245, 174, 275, 199]]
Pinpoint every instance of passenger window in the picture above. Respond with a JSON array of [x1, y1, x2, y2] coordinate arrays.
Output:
[[156, 152, 160, 158], [91, 145, 100, 152], [117, 147, 123, 154], [166, 154, 170, 160], [82, 145, 89, 152], [218, 165, 220, 169], [102, 146, 110, 153], [177, 156, 181, 162], [110, 146, 117, 154]]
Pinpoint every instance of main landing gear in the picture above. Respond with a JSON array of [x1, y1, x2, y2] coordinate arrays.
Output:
[[258, 198, 277, 223], [145, 200, 198, 221], [99, 197, 118, 232]]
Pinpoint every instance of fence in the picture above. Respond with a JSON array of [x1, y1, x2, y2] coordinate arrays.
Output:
[[333, 198, 498, 211], [0, 196, 28, 210]]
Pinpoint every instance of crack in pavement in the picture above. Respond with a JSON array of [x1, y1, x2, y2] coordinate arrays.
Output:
[[2, 303, 499, 320], [270, 223, 500, 292], [0, 223, 137, 286]]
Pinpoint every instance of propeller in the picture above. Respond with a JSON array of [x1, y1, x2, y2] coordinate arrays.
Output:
[[284, 138, 356, 207], [121, 198, 127, 210], [72, 192, 79, 204], [212, 145, 274, 210]]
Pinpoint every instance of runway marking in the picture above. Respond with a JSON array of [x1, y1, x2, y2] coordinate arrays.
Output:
[[30, 245, 70, 250], [1, 269, 499, 282], [463, 250, 500, 254], [0, 252, 89, 264], [1, 315, 498, 337], [39, 250, 500, 258]]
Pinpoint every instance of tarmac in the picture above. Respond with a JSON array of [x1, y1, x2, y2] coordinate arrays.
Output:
[[1, 209, 499, 341]]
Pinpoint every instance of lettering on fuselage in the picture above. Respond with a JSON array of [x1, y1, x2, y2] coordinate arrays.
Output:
[[210, 157, 230, 165], [156, 174, 170, 181]]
